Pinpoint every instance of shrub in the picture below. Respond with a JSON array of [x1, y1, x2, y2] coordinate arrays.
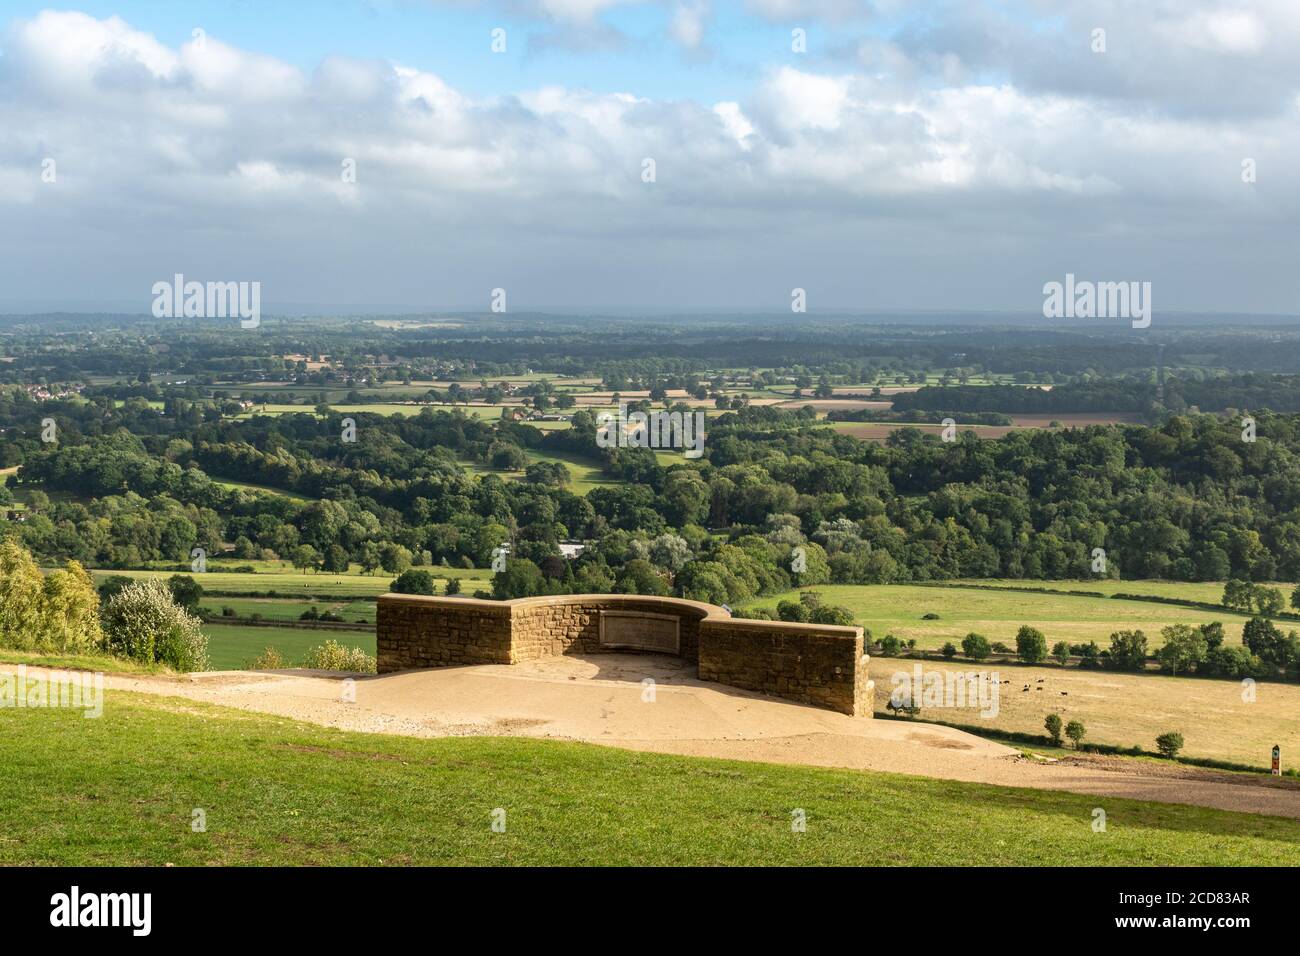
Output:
[[302, 640, 377, 674], [879, 634, 902, 656], [1016, 626, 1048, 664], [961, 632, 991, 661], [444, 577, 462, 596], [1065, 720, 1086, 748], [167, 574, 204, 610], [941, 642, 958, 659], [391, 569, 436, 595], [1156, 731, 1185, 759], [299, 606, 320, 621], [809, 604, 855, 627], [921, 612, 940, 620], [1051, 641, 1070, 665], [221, 606, 236, 617], [1044, 713, 1063, 746], [250, 646, 285, 670], [101, 578, 209, 671]]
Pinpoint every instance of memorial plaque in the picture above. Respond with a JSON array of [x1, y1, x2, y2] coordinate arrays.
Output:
[[599, 611, 680, 654]]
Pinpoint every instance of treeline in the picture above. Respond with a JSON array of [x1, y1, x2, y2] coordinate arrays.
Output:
[[890, 374, 1300, 416]]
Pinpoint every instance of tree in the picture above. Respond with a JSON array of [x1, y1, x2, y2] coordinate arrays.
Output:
[[492, 558, 548, 599], [1044, 713, 1063, 746], [1106, 630, 1149, 671], [1155, 624, 1208, 675], [321, 544, 350, 574], [1016, 625, 1048, 664], [380, 543, 413, 576], [1222, 579, 1253, 612], [290, 544, 319, 573], [941, 642, 957, 659], [166, 574, 204, 611], [1155, 731, 1185, 759], [390, 569, 435, 595], [444, 577, 462, 596], [1065, 720, 1086, 749], [879, 634, 902, 656], [961, 632, 991, 661], [1051, 641, 1070, 666]]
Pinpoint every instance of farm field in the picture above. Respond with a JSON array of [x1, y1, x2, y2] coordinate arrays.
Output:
[[746, 584, 1256, 651], [89, 567, 493, 597], [198, 596, 378, 625], [951, 579, 1270, 606], [202, 622, 376, 670], [90, 568, 394, 597], [3, 691, 1296, 865], [873, 658, 1300, 770], [213, 479, 312, 501]]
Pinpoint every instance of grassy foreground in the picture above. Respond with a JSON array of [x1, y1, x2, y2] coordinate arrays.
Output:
[[2, 691, 1298, 865]]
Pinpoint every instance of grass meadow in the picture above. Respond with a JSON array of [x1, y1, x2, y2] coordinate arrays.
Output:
[[2, 691, 1296, 865]]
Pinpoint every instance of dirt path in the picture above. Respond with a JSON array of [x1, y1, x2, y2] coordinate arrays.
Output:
[[12, 656, 1300, 819]]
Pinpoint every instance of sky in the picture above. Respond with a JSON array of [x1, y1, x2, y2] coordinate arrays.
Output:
[[0, 1, 1297, 316]]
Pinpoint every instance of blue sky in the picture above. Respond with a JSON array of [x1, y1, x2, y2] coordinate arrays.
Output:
[[0, 0, 853, 101], [1, 2, 1298, 314]]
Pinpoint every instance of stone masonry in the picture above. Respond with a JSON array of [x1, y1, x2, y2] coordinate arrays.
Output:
[[376, 592, 871, 716]]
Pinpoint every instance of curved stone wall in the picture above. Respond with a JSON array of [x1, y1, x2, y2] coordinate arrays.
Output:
[[376, 592, 871, 715]]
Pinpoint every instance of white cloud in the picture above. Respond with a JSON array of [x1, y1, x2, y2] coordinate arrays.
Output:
[[1, 8, 1298, 312]]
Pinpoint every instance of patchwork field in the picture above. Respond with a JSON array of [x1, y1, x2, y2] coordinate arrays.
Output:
[[873, 658, 1300, 771], [2, 690, 1296, 865], [747, 583, 1256, 652]]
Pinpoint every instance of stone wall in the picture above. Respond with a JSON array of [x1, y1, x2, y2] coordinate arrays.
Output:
[[698, 618, 868, 716], [375, 592, 869, 716], [376, 595, 512, 671]]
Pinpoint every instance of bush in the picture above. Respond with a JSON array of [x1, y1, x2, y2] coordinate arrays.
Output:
[[1016, 626, 1048, 664], [221, 606, 236, 617], [1051, 641, 1070, 665], [391, 569, 436, 595], [167, 574, 204, 610], [101, 578, 209, 672], [1156, 731, 1185, 759], [302, 640, 377, 674], [1065, 720, 1086, 748], [961, 632, 991, 661], [879, 634, 902, 656], [250, 646, 285, 670], [941, 642, 957, 659], [921, 612, 940, 620], [809, 604, 855, 627], [444, 577, 462, 596], [299, 606, 320, 621]]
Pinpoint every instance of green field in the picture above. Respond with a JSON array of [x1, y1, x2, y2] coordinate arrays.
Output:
[[201, 622, 376, 670], [956, 579, 1287, 607], [2, 691, 1296, 865], [90, 568, 395, 597], [198, 596, 377, 625], [748, 583, 1258, 652]]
